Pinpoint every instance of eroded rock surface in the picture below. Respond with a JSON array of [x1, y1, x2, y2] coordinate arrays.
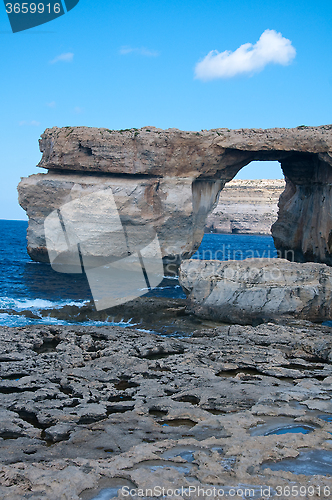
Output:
[[18, 172, 221, 268], [179, 258, 332, 324], [37, 125, 332, 176], [18, 124, 332, 267], [1, 323, 332, 498]]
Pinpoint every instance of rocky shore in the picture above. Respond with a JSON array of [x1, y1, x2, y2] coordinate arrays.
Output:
[[10, 124, 332, 497], [1, 320, 332, 498]]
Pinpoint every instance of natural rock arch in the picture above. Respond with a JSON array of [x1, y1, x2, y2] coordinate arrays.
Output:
[[18, 125, 332, 269]]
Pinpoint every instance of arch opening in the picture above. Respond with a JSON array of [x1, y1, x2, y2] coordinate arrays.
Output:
[[205, 161, 285, 236], [192, 161, 285, 263]]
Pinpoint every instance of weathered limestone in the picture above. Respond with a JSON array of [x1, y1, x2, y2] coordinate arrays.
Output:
[[179, 258, 332, 324], [1, 322, 332, 498], [18, 124, 332, 266], [272, 160, 332, 265], [206, 179, 285, 234], [37, 125, 332, 176], [18, 172, 221, 268]]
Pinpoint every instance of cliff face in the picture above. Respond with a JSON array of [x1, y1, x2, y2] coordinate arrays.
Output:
[[205, 179, 285, 234], [18, 172, 222, 269], [18, 125, 332, 267], [272, 160, 332, 265]]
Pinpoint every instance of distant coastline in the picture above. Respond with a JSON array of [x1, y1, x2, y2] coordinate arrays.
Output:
[[205, 178, 285, 235]]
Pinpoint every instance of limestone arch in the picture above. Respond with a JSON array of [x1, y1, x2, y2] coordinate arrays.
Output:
[[18, 125, 332, 268]]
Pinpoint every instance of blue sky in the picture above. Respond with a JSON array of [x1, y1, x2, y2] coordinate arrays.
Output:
[[1, 0, 331, 219]]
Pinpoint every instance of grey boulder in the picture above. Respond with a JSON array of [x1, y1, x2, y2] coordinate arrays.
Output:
[[179, 258, 332, 324]]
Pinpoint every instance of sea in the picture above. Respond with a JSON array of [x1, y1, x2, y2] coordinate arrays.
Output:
[[0, 220, 278, 328]]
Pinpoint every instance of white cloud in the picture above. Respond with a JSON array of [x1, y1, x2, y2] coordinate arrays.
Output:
[[119, 46, 159, 57], [50, 52, 74, 64], [46, 101, 56, 108], [19, 120, 41, 126], [73, 106, 84, 114], [195, 29, 296, 81]]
